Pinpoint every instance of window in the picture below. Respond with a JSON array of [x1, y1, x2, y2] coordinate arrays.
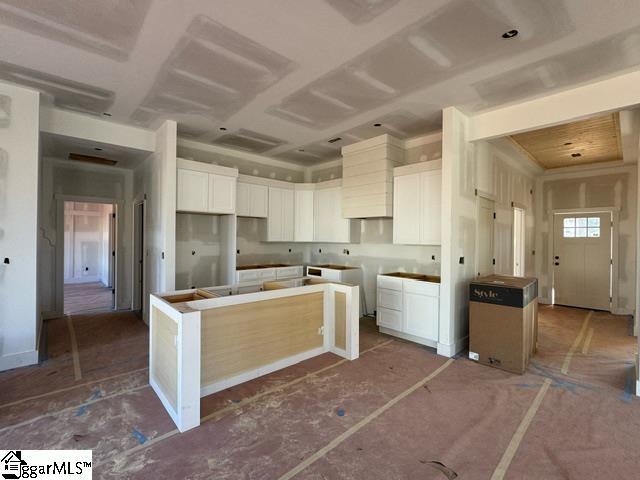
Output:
[[563, 217, 600, 238]]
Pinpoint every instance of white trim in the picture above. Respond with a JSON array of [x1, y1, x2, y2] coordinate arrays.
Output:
[[0, 349, 39, 372], [542, 162, 635, 179], [379, 327, 437, 349], [200, 346, 325, 397], [403, 131, 443, 149], [237, 173, 294, 189], [178, 137, 305, 172], [150, 377, 179, 428], [177, 158, 238, 177], [636, 380, 640, 398], [341, 133, 404, 155], [437, 336, 468, 357], [394, 159, 442, 177]]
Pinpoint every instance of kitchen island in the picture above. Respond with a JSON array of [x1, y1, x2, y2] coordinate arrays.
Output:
[[149, 279, 360, 432]]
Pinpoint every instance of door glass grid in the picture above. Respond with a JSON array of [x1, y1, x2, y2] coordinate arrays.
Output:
[[563, 217, 600, 238]]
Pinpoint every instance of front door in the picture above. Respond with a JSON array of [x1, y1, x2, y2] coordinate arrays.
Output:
[[476, 197, 495, 277], [553, 212, 612, 311]]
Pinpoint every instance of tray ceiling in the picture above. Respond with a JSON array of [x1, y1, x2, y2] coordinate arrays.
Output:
[[1, 0, 640, 165]]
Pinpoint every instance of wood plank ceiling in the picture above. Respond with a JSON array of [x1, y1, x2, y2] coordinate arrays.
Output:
[[510, 113, 622, 169]]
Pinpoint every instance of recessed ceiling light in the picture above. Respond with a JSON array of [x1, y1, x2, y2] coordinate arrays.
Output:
[[328, 137, 342, 143], [102, 112, 112, 117], [571, 153, 582, 158], [94, 147, 103, 151], [219, 127, 227, 131], [298, 149, 305, 152], [502, 29, 519, 39], [373, 123, 382, 127], [564, 142, 573, 146]]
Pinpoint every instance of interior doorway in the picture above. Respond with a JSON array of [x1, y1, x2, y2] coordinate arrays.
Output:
[[513, 206, 525, 276], [552, 210, 613, 311], [63, 201, 116, 314], [476, 196, 495, 278]]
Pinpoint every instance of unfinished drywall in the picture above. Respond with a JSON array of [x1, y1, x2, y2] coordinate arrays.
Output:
[[0, 81, 39, 371], [236, 217, 304, 266], [308, 219, 440, 315], [39, 159, 134, 316], [175, 213, 222, 289], [133, 120, 177, 321], [536, 165, 637, 313]]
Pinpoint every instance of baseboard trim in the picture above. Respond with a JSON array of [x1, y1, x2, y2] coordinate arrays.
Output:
[[0, 349, 39, 372], [378, 328, 437, 349], [437, 336, 468, 358]]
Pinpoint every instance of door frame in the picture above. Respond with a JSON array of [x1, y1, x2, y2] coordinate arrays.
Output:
[[55, 194, 123, 316], [549, 207, 619, 313], [132, 196, 146, 320], [512, 202, 526, 276], [474, 192, 496, 278]]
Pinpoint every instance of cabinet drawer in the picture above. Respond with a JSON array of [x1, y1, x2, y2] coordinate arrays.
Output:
[[376, 307, 402, 330], [237, 270, 259, 282], [276, 266, 303, 279], [403, 279, 439, 296], [377, 275, 402, 291], [377, 288, 402, 311]]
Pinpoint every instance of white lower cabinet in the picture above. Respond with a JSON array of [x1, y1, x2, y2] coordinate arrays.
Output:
[[376, 275, 439, 346]]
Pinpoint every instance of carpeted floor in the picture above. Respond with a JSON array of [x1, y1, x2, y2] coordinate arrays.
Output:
[[0, 306, 638, 479], [64, 282, 113, 314]]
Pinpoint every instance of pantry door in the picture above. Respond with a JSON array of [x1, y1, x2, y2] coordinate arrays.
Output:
[[553, 211, 612, 311]]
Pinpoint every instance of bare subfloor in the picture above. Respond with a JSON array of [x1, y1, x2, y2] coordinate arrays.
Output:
[[64, 282, 113, 314], [0, 306, 638, 479]]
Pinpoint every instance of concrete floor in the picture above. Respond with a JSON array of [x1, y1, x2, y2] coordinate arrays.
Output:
[[0, 306, 638, 479], [64, 282, 113, 314]]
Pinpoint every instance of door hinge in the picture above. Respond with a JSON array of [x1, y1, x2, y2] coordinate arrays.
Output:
[[112, 288, 115, 294], [492, 258, 496, 265], [493, 212, 496, 219], [610, 258, 613, 265], [112, 250, 115, 257], [112, 213, 116, 219]]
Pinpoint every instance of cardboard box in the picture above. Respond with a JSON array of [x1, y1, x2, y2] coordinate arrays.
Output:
[[468, 275, 538, 374]]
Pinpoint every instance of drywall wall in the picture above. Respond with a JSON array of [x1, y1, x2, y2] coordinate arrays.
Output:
[[133, 120, 177, 321], [308, 218, 440, 315], [39, 159, 134, 315], [536, 164, 637, 313], [63, 202, 113, 285], [0, 82, 40, 371], [236, 217, 304, 267]]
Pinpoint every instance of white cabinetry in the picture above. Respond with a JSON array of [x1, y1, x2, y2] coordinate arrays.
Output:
[[314, 180, 360, 243], [376, 274, 439, 346], [294, 184, 315, 242], [267, 186, 294, 242], [176, 159, 238, 215], [393, 161, 441, 245], [237, 181, 268, 218]]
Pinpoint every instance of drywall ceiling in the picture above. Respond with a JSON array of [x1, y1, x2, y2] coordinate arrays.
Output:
[[40, 132, 150, 169], [510, 113, 622, 169], [2, 0, 640, 165]]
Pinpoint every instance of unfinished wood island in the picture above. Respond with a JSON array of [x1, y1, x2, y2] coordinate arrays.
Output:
[[149, 279, 360, 432]]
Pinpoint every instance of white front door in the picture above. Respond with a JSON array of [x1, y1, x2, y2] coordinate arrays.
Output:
[[553, 212, 612, 311]]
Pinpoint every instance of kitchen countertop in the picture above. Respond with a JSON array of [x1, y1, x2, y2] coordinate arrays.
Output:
[[382, 272, 441, 283]]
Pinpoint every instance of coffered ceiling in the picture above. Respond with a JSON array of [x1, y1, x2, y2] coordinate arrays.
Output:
[[1, 0, 640, 165]]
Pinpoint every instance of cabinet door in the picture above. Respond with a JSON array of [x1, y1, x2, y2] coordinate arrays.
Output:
[[403, 292, 439, 341], [330, 187, 350, 243], [314, 188, 329, 242], [208, 174, 236, 214], [281, 188, 294, 241], [249, 184, 268, 218], [236, 182, 251, 217], [420, 170, 442, 245], [393, 174, 421, 244], [294, 189, 314, 241], [267, 187, 283, 241], [377, 307, 402, 330], [177, 169, 209, 212]]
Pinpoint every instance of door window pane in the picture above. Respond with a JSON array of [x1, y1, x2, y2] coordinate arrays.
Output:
[[576, 217, 587, 227], [588, 217, 600, 227], [576, 227, 587, 237], [563, 218, 575, 228], [587, 228, 600, 237], [563, 228, 575, 237]]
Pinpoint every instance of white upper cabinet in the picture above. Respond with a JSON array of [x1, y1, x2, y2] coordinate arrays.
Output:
[[237, 181, 268, 218], [176, 159, 238, 215], [209, 173, 236, 214], [177, 169, 209, 213], [294, 184, 314, 242], [314, 181, 360, 243], [393, 161, 442, 245], [267, 186, 294, 242]]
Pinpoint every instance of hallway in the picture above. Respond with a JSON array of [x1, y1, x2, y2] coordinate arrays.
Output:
[[64, 282, 113, 315], [0, 306, 637, 479]]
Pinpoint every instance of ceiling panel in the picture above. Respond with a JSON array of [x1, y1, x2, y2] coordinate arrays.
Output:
[[0, 0, 151, 61], [213, 129, 287, 153], [325, 0, 400, 24], [510, 113, 622, 169]]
